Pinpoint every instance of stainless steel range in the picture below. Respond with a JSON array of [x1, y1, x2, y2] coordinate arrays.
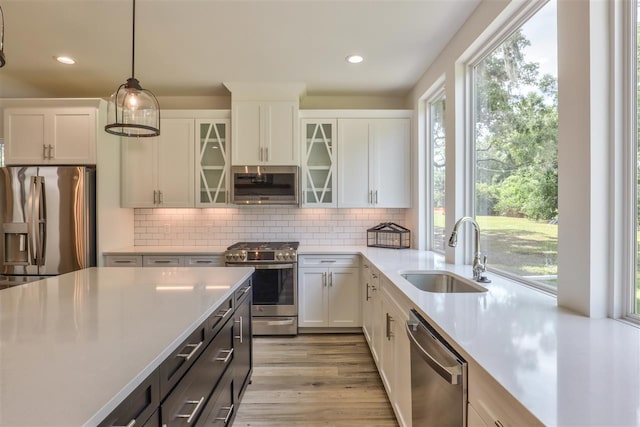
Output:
[[225, 242, 299, 336]]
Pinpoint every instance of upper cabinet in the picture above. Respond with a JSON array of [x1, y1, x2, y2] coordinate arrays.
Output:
[[196, 119, 230, 207], [121, 117, 195, 208], [231, 101, 299, 165], [4, 107, 97, 165], [301, 119, 337, 207], [337, 117, 411, 208]]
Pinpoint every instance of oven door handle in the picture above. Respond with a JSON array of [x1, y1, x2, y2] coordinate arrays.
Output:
[[253, 264, 295, 270]]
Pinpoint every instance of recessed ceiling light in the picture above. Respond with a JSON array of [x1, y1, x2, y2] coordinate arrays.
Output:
[[346, 55, 364, 64], [55, 56, 76, 65]]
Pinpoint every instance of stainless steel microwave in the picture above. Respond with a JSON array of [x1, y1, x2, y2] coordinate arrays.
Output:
[[231, 166, 299, 205]]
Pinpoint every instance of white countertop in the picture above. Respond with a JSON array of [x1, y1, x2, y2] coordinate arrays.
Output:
[[100, 245, 640, 426], [313, 246, 640, 427], [0, 266, 254, 427]]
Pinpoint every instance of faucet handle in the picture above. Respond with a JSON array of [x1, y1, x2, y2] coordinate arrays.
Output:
[[482, 255, 487, 269]]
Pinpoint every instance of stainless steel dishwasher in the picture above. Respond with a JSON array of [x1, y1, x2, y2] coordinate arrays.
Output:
[[406, 309, 467, 426]]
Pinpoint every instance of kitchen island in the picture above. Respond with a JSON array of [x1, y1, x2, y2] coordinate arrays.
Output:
[[0, 266, 254, 426]]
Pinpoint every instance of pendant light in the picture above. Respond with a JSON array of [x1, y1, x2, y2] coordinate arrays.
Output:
[[0, 3, 6, 68], [105, 0, 160, 137]]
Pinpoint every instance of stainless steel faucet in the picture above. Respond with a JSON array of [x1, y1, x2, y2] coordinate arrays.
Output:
[[448, 217, 491, 283]]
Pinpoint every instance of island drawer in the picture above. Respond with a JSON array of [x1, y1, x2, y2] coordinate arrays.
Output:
[[98, 370, 160, 427], [234, 279, 252, 306], [161, 318, 234, 426], [208, 296, 234, 339], [198, 366, 235, 426], [159, 323, 208, 398]]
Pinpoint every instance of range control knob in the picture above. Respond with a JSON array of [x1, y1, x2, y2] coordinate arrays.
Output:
[[240, 252, 247, 261], [276, 252, 283, 260]]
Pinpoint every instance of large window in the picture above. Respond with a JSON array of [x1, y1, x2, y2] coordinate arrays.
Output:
[[472, 0, 558, 289], [429, 92, 446, 252]]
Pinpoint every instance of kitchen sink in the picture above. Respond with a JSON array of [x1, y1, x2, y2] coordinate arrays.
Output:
[[400, 271, 488, 293]]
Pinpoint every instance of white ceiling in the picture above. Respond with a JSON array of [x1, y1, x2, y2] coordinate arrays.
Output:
[[0, 0, 481, 100]]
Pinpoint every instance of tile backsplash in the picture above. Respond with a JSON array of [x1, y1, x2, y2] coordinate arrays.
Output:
[[134, 207, 409, 247]]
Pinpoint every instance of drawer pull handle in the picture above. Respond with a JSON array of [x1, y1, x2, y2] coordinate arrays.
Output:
[[241, 286, 251, 295], [215, 348, 234, 363], [320, 260, 337, 263], [195, 260, 212, 264], [215, 404, 234, 424], [175, 397, 205, 424], [215, 307, 233, 319], [153, 260, 172, 264], [112, 419, 136, 427], [235, 316, 243, 343], [177, 341, 203, 361], [114, 260, 133, 264]]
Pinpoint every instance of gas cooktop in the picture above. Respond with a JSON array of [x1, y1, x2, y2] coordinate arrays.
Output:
[[225, 241, 299, 263], [226, 242, 299, 251]]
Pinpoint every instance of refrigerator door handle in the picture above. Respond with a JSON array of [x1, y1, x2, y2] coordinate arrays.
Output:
[[32, 176, 46, 266], [27, 177, 36, 265]]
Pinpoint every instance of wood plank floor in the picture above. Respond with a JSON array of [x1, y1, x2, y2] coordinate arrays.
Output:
[[233, 333, 399, 427]]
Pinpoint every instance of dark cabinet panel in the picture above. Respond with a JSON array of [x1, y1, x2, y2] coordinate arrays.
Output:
[[161, 317, 233, 426], [160, 324, 208, 397], [197, 367, 235, 426], [233, 281, 253, 402], [207, 296, 234, 340], [98, 370, 160, 427]]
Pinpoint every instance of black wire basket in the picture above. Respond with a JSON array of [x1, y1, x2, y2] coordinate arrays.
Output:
[[367, 222, 410, 249]]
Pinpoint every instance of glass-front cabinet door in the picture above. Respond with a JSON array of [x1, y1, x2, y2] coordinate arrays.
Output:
[[196, 119, 229, 207], [301, 119, 337, 207]]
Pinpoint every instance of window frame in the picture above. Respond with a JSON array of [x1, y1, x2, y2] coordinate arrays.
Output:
[[622, 0, 640, 323], [464, 0, 557, 294], [426, 85, 447, 253]]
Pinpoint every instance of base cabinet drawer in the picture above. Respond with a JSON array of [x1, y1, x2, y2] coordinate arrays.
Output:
[[105, 255, 143, 267], [98, 371, 160, 427], [198, 367, 235, 426], [161, 320, 232, 426], [160, 324, 208, 397], [144, 256, 184, 267]]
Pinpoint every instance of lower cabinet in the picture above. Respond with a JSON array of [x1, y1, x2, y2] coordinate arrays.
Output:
[[298, 255, 361, 328], [360, 262, 411, 427], [99, 278, 252, 427], [105, 254, 224, 268]]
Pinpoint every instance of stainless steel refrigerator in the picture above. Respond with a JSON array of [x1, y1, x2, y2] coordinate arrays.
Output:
[[0, 166, 96, 288]]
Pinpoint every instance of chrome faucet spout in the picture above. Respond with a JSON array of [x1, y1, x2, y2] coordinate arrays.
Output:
[[447, 217, 491, 283]]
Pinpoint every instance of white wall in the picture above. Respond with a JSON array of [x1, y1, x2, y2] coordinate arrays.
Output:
[[133, 207, 408, 247]]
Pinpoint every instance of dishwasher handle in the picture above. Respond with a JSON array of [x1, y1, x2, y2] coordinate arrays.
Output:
[[406, 320, 462, 385]]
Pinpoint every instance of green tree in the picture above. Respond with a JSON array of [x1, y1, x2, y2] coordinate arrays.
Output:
[[474, 29, 558, 220]]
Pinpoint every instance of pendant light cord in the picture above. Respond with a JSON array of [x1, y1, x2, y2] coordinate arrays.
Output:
[[131, 0, 136, 78]]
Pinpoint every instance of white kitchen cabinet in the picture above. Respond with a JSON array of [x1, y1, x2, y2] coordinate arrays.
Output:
[[300, 119, 337, 207], [196, 119, 229, 206], [105, 254, 224, 268], [337, 118, 411, 208], [468, 360, 543, 427], [121, 118, 194, 208], [380, 283, 412, 427], [298, 255, 361, 328], [4, 107, 97, 165], [231, 101, 299, 165], [362, 262, 382, 363]]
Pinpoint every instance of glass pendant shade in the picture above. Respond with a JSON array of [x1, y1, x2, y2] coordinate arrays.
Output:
[[105, 77, 160, 137], [104, 0, 160, 137]]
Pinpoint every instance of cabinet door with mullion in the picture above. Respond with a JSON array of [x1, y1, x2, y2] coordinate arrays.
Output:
[[301, 119, 337, 207], [196, 119, 230, 207]]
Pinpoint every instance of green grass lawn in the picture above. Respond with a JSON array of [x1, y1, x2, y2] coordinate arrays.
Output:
[[436, 214, 640, 310], [435, 214, 557, 284]]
